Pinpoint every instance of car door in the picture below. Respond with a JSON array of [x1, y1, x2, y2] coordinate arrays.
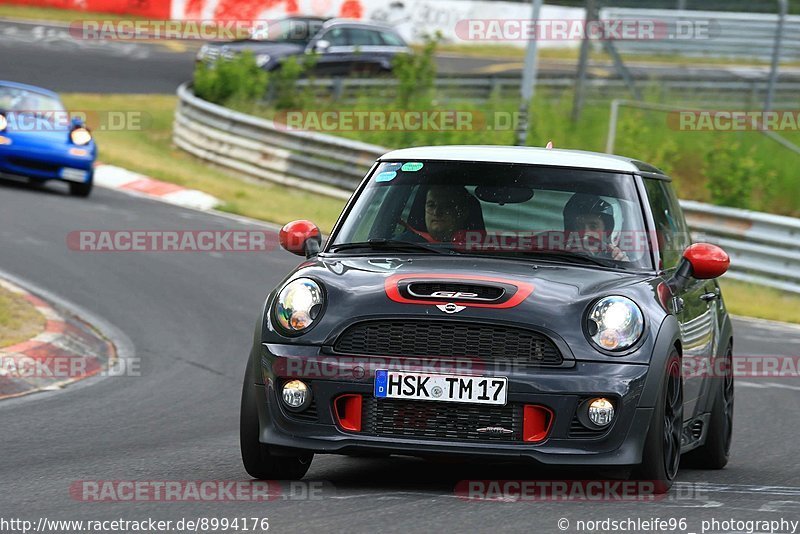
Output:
[[347, 28, 392, 74], [309, 26, 352, 76], [644, 178, 716, 419]]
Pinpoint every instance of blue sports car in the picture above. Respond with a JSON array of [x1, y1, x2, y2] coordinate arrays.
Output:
[[0, 81, 96, 197]]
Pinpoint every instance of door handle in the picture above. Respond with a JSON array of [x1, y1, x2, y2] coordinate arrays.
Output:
[[700, 292, 719, 302]]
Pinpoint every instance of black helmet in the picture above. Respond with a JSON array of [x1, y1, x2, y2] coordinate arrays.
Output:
[[563, 194, 614, 231]]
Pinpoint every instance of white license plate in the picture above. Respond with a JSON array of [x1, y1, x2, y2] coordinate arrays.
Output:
[[60, 168, 89, 182], [374, 370, 507, 405]]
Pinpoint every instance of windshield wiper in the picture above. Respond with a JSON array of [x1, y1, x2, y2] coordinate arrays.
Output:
[[328, 239, 448, 255], [520, 251, 618, 268]]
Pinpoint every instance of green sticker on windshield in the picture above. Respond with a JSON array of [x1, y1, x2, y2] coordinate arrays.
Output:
[[375, 171, 397, 182], [401, 162, 424, 172]]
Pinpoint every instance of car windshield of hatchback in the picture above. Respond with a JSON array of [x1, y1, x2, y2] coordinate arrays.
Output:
[[0, 86, 64, 114], [249, 18, 325, 44], [329, 160, 654, 270]]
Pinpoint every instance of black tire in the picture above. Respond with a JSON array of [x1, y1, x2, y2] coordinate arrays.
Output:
[[683, 348, 733, 469], [633, 351, 683, 494], [69, 178, 93, 197], [240, 362, 313, 480]]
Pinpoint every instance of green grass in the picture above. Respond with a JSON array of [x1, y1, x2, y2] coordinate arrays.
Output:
[[236, 86, 800, 217], [61, 94, 345, 232], [432, 43, 798, 67], [720, 279, 800, 324], [0, 285, 45, 348]]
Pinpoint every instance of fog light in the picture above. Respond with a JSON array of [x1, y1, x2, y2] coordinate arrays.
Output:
[[588, 398, 615, 427], [282, 380, 311, 411]]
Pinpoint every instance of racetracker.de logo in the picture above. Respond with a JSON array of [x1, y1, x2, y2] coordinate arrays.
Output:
[[69, 19, 293, 41], [66, 230, 279, 252], [669, 110, 800, 131], [69, 480, 330, 501], [455, 480, 674, 501], [455, 18, 715, 41]]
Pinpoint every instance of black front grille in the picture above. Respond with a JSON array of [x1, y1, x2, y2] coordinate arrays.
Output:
[[362, 397, 521, 442], [334, 320, 563, 366], [8, 157, 60, 173], [407, 282, 504, 301]]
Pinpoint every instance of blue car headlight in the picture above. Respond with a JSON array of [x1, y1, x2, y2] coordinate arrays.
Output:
[[587, 296, 644, 352], [70, 127, 92, 146], [0, 114, 7, 132]]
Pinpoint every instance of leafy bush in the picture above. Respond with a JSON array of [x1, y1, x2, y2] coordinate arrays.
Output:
[[268, 55, 318, 110], [391, 33, 441, 107], [704, 138, 775, 210], [193, 51, 268, 106]]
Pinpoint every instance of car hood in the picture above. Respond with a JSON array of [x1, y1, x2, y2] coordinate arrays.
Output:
[[3, 128, 74, 147], [209, 40, 305, 55], [264, 255, 666, 364]]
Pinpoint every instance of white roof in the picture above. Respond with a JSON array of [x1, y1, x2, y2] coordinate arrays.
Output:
[[379, 145, 651, 174]]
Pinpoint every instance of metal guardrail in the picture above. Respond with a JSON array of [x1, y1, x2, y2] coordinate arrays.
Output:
[[600, 8, 800, 61], [173, 83, 382, 200], [174, 84, 800, 293], [292, 77, 800, 107]]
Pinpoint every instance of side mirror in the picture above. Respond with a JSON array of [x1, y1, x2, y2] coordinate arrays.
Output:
[[313, 39, 331, 53], [669, 243, 730, 291], [279, 220, 322, 258]]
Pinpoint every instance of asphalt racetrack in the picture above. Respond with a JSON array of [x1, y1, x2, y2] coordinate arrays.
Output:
[[2, 181, 800, 532]]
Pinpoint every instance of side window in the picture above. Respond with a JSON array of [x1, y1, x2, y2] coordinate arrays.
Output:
[[644, 179, 690, 270], [321, 27, 348, 47], [379, 31, 405, 46], [349, 28, 383, 46]]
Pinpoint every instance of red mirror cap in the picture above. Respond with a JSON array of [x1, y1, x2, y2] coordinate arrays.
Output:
[[684, 243, 730, 279], [279, 220, 320, 256]]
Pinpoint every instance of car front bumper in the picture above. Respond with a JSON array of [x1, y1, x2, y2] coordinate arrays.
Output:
[[0, 143, 95, 183], [254, 343, 655, 466]]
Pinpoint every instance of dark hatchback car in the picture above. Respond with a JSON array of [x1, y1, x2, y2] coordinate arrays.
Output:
[[197, 17, 410, 76], [241, 146, 735, 492]]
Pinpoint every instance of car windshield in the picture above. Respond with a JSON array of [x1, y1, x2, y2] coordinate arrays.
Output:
[[330, 160, 653, 270], [250, 18, 325, 44], [0, 86, 64, 114]]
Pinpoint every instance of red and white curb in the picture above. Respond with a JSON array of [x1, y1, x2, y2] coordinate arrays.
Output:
[[95, 164, 221, 211], [0, 278, 116, 400]]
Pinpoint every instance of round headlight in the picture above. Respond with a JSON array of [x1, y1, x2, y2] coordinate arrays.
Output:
[[70, 127, 92, 146], [0, 114, 7, 132], [274, 278, 324, 333], [588, 398, 615, 427], [587, 296, 644, 352], [282, 380, 312, 411]]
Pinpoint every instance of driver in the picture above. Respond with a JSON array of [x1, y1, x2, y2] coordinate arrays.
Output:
[[424, 185, 471, 242], [400, 185, 473, 243], [563, 194, 630, 261]]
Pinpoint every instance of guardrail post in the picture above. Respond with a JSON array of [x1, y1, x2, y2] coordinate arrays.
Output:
[[605, 99, 622, 154], [765, 0, 788, 112]]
